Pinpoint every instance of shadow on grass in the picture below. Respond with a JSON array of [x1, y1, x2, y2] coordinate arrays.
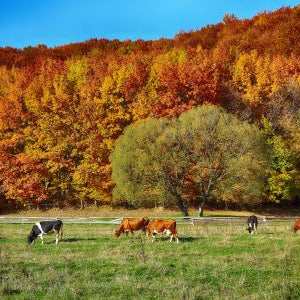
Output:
[[179, 236, 201, 243], [2, 287, 21, 296], [152, 236, 201, 243], [45, 237, 99, 244], [62, 237, 100, 243]]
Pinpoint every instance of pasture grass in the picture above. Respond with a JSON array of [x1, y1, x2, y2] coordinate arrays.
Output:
[[1, 222, 300, 299]]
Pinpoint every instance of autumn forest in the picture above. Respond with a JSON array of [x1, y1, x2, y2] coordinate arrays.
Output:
[[1, 6, 300, 214]]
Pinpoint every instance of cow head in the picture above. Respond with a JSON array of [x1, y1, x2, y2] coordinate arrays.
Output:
[[114, 229, 121, 238], [28, 231, 38, 244], [28, 235, 35, 244], [246, 226, 254, 234], [28, 225, 38, 244], [143, 217, 150, 227]]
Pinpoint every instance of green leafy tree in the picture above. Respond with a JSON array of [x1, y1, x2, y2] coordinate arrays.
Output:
[[178, 105, 267, 216], [109, 117, 186, 211], [262, 118, 300, 203], [110, 105, 267, 216]]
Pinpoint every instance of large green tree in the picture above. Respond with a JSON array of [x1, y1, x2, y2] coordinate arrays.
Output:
[[178, 105, 267, 216], [110, 105, 267, 216]]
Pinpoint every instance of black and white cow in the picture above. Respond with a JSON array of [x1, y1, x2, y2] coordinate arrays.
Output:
[[28, 220, 63, 245], [246, 215, 258, 234]]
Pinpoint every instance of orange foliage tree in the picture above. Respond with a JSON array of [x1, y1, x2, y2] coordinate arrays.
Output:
[[1, 5, 300, 209]]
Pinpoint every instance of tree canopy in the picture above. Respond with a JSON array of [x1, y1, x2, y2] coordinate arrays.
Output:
[[1, 5, 300, 210], [110, 105, 267, 216]]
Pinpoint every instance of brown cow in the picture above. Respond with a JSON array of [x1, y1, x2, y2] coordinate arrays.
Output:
[[293, 217, 300, 233], [114, 217, 149, 237], [146, 219, 179, 243]]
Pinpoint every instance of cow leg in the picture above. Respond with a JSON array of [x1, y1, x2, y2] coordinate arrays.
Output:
[[164, 230, 173, 242], [39, 234, 44, 244], [55, 230, 59, 244], [152, 232, 157, 242]]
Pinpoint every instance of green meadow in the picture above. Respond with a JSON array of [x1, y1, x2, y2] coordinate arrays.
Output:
[[1, 222, 300, 300]]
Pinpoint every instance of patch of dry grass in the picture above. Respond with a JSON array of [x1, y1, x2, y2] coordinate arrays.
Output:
[[3, 205, 270, 218]]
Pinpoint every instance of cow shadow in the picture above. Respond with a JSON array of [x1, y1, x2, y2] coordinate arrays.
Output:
[[179, 236, 201, 243], [62, 237, 99, 243], [153, 236, 200, 243], [45, 237, 99, 244]]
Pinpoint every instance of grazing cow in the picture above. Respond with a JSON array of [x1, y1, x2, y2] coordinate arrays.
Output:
[[28, 219, 63, 245], [114, 217, 149, 237], [146, 219, 179, 243], [293, 217, 300, 233], [246, 215, 258, 234]]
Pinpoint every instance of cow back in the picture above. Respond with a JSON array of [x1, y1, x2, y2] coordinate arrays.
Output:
[[40, 220, 63, 233], [115, 217, 149, 237], [147, 220, 177, 234], [126, 217, 149, 230]]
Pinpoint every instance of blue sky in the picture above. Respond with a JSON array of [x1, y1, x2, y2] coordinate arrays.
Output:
[[0, 0, 299, 49]]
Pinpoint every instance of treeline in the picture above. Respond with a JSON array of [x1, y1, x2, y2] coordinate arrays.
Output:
[[0, 6, 300, 212]]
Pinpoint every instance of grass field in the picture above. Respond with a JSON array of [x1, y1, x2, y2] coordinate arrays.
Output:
[[1, 221, 300, 300]]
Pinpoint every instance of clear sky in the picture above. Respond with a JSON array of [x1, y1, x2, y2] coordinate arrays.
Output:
[[0, 0, 299, 49]]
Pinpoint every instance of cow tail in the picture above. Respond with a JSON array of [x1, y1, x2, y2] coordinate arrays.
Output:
[[173, 221, 178, 237]]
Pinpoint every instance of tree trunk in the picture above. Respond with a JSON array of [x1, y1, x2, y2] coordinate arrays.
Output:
[[58, 188, 65, 209], [176, 195, 189, 217], [80, 199, 84, 210], [198, 194, 207, 217]]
